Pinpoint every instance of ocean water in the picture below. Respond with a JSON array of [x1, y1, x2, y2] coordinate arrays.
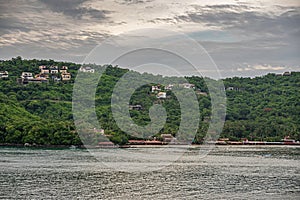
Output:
[[0, 146, 299, 199]]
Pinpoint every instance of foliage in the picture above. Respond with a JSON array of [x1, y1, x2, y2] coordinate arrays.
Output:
[[0, 57, 299, 145]]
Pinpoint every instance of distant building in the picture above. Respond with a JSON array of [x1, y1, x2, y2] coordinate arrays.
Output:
[[50, 66, 59, 74], [0, 71, 8, 79], [161, 134, 175, 143], [21, 72, 34, 79], [35, 73, 49, 80], [179, 83, 195, 89], [61, 72, 71, 81], [27, 78, 48, 83], [151, 85, 161, 92], [157, 92, 166, 99], [165, 84, 174, 90], [79, 66, 95, 73], [19, 72, 50, 84], [283, 71, 291, 76], [39, 66, 49, 74], [129, 105, 143, 110], [60, 66, 68, 74], [128, 140, 146, 145], [98, 141, 116, 148]]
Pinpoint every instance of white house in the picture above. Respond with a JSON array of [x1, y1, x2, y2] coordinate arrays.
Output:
[[79, 66, 95, 73], [39, 65, 49, 74], [0, 71, 8, 79], [61, 72, 71, 81], [151, 85, 161, 92], [60, 66, 68, 74], [157, 92, 166, 99], [165, 84, 174, 90], [50, 66, 59, 74], [21, 72, 33, 79], [179, 83, 195, 89], [35, 73, 49, 80]]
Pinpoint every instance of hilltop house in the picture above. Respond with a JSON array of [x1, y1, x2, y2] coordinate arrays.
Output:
[[283, 71, 291, 76], [129, 105, 143, 110], [157, 92, 166, 99], [35, 73, 49, 80], [79, 66, 95, 73], [165, 84, 174, 90], [179, 83, 195, 89], [20, 72, 48, 84], [0, 71, 8, 79], [151, 85, 161, 92], [60, 66, 68, 74], [39, 66, 49, 74], [50, 66, 59, 74], [21, 72, 34, 79], [61, 72, 71, 81]]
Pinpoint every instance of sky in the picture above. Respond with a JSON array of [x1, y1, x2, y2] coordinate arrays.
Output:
[[0, 0, 299, 78]]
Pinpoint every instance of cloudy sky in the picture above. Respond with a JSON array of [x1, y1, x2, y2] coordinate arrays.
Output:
[[0, 0, 299, 77]]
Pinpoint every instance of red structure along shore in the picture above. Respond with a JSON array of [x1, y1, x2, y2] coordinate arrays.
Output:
[[96, 137, 300, 148], [215, 137, 300, 145]]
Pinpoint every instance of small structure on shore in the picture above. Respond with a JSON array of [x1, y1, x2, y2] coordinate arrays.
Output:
[[161, 134, 175, 143]]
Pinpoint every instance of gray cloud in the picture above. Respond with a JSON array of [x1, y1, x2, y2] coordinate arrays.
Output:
[[39, 0, 112, 20], [0, 18, 31, 36], [115, 0, 154, 5], [0, 1, 299, 77], [170, 5, 299, 77], [177, 6, 300, 33]]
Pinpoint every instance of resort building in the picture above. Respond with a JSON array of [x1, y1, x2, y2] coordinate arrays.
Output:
[[50, 66, 59, 74], [60, 66, 68, 74], [39, 66, 49, 74], [165, 84, 174, 90], [61, 72, 71, 81], [157, 92, 166, 99], [179, 83, 195, 89], [0, 71, 8, 79], [79, 66, 95, 73], [21, 72, 34, 80], [151, 85, 161, 92]]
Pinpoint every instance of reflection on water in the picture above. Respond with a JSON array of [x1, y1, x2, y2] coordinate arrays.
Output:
[[0, 146, 299, 199]]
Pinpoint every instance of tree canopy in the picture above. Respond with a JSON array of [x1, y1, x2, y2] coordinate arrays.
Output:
[[0, 57, 299, 145]]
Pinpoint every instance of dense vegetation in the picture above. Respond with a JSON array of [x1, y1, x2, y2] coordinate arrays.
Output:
[[0, 57, 299, 145]]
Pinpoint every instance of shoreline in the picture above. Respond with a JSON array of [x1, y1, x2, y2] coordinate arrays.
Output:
[[1, 143, 300, 149], [0, 143, 86, 149]]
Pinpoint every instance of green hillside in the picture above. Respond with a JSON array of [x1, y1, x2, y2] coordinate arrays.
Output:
[[0, 57, 299, 145]]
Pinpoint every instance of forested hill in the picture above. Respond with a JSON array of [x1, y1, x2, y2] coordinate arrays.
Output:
[[0, 57, 299, 145]]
